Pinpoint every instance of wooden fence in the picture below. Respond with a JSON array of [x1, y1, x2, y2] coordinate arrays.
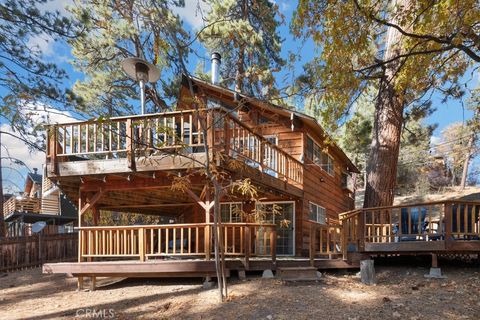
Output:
[[0, 233, 78, 272]]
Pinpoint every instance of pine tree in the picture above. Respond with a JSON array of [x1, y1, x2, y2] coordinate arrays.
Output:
[[69, 0, 188, 116], [0, 0, 78, 237], [200, 0, 285, 97], [293, 0, 479, 207]]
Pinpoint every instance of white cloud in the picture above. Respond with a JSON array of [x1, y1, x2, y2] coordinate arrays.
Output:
[[41, 0, 73, 16], [1, 106, 77, 193], [173, 0, 211, 30], [27, 33, 56, 57], [430, 135, 441, 146], [280, 1, 290, 12]]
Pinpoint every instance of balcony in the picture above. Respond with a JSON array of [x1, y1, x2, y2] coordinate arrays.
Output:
[[3, 197, 41, 216], [45, 108, 303, 190]]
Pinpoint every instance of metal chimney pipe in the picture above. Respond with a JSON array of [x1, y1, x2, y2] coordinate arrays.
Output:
[[211, 52, 221, 85]]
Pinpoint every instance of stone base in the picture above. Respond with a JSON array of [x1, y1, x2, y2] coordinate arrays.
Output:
[[424, 267, 447, 279], [262, 269, 274, 279]]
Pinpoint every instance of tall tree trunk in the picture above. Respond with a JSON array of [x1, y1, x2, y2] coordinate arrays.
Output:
[[460, 133, 475, 189], [364, 0, 407, 208], [0, 131, 5, 237], [234, 0, 247, 92]]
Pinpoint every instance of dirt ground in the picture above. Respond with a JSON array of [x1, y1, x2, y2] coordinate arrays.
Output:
[[0, 259, 479, 320]]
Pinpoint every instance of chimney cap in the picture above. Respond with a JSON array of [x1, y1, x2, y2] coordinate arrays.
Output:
[[211, 52, 221, 62]]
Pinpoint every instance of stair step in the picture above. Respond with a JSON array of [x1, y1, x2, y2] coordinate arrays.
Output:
[[276, 266, 319, 281]]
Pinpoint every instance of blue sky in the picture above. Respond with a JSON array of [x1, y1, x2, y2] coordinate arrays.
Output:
[[1, 0, 478, 194]]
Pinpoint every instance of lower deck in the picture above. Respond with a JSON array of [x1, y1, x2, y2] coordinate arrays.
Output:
[[43, 257, 358, 278]]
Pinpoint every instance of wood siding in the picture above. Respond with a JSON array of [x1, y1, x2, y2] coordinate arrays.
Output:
[[178, 85, 355, 256]]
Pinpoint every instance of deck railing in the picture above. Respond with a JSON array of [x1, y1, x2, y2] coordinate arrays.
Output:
[[46, 108, 303, 186], [3, 197, 41, 216], [309, 219, 344, 265], [78, 223, 277, 264], [340, 200, 480, 252]]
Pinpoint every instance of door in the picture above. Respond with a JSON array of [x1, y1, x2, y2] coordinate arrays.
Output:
[[256, 202, 295, 256]]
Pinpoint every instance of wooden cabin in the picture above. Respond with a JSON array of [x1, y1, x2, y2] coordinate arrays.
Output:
[[42, 75, 480, 286], [3, 168, 77, 236]]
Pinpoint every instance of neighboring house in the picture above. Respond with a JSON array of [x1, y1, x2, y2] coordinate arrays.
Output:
[[3, 168, 77, 237]]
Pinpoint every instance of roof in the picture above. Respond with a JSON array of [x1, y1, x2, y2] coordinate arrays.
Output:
[[181, 74, 360, 173], [5, 211, 77, 224], [27, 172, 43, 184]]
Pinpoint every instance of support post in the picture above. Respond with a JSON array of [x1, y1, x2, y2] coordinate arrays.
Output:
[[126, 118, 135, 170], [139, 227, 145, 262], [309, 223, 315, 266], [424, 253, 446, 279], [360, 259, 375, 285], [90, 276, 96, 291], [205, 224, 211, 260], [244, 225, 250, 270], [444, 203, 452, 249], [77, 276, 84, 291]]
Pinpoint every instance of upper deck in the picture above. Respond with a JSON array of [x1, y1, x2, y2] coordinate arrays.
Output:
[[45, 108, 304, 208]]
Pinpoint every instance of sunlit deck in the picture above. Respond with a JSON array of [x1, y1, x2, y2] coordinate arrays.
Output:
[[45, 108, 304, 205], [341, 200, 480, 254]]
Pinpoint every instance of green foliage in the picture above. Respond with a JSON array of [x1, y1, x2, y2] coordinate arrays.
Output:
[[435, 122, 478, 186], [0, 0, 78, 151], [337, 87, 435, 193], [200, 0, 285, 97], [69, 0, 188, 116], [292, 0, 479, 131]]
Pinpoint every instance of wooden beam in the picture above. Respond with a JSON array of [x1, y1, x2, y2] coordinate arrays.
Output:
[[99, 203, 195, 210], [80, 190, 104, 216]]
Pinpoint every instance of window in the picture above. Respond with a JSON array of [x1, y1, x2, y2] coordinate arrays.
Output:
[[220, 203, 242, 222], [309, 202, 326, 224], [306, 136, 314, 160], [321, 153, 334, 176], [305, 135, 335, 176]]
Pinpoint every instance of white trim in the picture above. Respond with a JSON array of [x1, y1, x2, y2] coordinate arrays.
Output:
[[308, 202, 326, 224], [257, 200, 295, 256]]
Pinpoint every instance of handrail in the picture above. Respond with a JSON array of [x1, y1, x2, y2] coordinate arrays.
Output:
[[339, 199, 480, 252], [46, 107, 303, 186], [44, 109, 211, 127], [4, 197, 41, 216], [308, 220, 344, 264], [78, 222, 277, 264], [340, 199, 480, 217], [77, 222, 276, 231]]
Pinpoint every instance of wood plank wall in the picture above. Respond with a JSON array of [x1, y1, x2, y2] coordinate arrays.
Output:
[[178, 84, 355, 256]]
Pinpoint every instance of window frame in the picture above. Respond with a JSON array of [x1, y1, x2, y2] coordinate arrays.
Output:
[[220, 202, 243, 223], [305, 134, 335, 177], [309, 202, 326, 224]]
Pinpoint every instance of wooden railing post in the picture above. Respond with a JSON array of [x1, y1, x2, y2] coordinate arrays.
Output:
[[357, 210, 365, 252], [444, 202, 452, 249], [49, 125, 58, 175], [126, 118, 135, 170], [244, 225, 250, 270], [139, 227, 145, 262], [205, 224, 211, 260]]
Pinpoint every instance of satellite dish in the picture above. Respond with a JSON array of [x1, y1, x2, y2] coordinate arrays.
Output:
[[121, 57, 161, 115], [32, 221, 47, 233]]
